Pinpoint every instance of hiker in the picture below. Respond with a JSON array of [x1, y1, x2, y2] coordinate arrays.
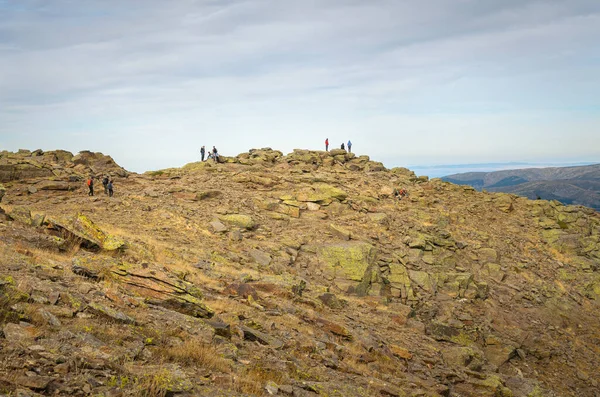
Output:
[[325, 138, 329, 151], [393, 188, 408, 200], [347, 140, 352, 153], [212, 146, 219, 163], [87, 176, 94, 196], [107, 179, 114, 197], [341, 142, 345, 151], [102, 175, 109, 195], [200, 146, 206, 162]]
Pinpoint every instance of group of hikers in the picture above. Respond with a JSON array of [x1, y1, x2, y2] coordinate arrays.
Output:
[[200, 146, 220, 162], [86, 176, 114, 197], [325, 138, 352, 153]]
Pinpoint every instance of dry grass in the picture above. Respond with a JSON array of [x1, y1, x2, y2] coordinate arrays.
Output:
[[132, 372, 171, 397], [233, 365, 284, 395], [153, 338, 231, 373]]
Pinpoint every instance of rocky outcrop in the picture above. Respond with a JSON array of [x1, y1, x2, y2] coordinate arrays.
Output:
[[0, 149, 128, 183]]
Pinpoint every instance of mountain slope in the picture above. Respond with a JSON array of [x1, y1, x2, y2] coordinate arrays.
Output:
[[0, 148, 599, 397], [442, 164, 600, 210]]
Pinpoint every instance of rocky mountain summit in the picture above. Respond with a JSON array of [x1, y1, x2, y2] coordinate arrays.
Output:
[[0, 148, 599, 397]]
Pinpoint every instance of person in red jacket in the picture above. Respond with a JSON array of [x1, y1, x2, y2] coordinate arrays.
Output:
[[325, 138, 329, 151], [86, 176, 94, 196]]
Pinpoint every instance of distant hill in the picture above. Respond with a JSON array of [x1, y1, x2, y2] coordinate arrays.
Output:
[[442, 163, 600, 210]]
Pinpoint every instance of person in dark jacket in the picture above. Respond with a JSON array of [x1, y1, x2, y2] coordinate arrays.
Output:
[[102, 176, 109, 194], [200, 146, 206, 161], [341, 142, 345, 151], [107, 180, 114, 197]]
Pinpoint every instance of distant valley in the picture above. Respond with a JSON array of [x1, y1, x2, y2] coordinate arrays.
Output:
[[442, 163, 600, 210]]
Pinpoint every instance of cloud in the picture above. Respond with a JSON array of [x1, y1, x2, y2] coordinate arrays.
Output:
[[0, 0, 599, 172]]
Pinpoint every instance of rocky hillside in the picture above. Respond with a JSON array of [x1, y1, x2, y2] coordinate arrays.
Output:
[[0, 148, 599, 397], [442, 164, 600, 210]]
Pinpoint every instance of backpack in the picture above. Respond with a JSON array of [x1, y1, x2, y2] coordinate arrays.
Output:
[[87, 179, 91, 186]]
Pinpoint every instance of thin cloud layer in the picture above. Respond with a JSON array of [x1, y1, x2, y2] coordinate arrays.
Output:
[[1, 0, 599, 172]]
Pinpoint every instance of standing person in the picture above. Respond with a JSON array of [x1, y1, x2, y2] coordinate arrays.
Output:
[[347, 140, 352, 153], [87, 176, 94, 196], [341, 142, 345, 151], [325, 138, 329, 151], [212, 146, 218, 163], [200, 146, 206, 162], [102, 175, 109, 195], [107, 179, 114, 197]]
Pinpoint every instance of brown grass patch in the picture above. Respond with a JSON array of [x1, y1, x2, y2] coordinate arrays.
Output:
[[153, 338, 231, 373], [233, 365, 284, 395]]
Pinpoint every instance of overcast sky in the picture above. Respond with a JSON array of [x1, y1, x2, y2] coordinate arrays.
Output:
[[1, 0, 599, 173]]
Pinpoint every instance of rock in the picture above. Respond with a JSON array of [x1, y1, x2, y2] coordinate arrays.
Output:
[[48, 291, 60, 305], [484, 344, 516, 368], [315, 317, 352, 340], [72, 254, 119, 279], [368, 213, 388, 224], [241, 326, 284, 349], [329, 224, 352, 240], [27, 186, 38, 194], [13, 375, 53, 391], [209, 221, 228, 233], [195, 190, 222, 200], [427, 322, 473, 345], [36, 309, 62, 327], [318, 293, 344, 309], [478, 248, 498, 263], [47, 213, 125, 250], [389, 344, 412, 360], [317, 241, 377, 281], [494, 194, 514, 213], [265, 381, 279, 395], [204, 320, 232, 338], [224, 283, 259, 300], [296, 183, 348, 203], [379, 186, 395, 197], [6, 206, 32, 224], [3, 322, 41, 344], [218, 214, 256, 230], [442, 346, 485, 370], [87, 302, 136, 324], [306, 202, 320, 211], [54, 362, 70, 375], [452, 375, 512, 397], [249, 249, 272, 266], [229, 229, 243, 241], [329, 149, 347, 156]]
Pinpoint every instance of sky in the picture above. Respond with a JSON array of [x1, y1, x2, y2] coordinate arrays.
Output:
[[1, 0, 599, 173]]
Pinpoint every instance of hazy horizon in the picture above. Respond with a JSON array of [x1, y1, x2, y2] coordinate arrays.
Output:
[[1, 1, 599, 171]]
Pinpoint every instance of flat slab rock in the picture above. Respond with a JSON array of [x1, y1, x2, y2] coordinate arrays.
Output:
[[3, 322, 42, 344]]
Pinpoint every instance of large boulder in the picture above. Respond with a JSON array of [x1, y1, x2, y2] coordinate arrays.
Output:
[[218, 214, 256, 230], [46, 213, 125, 250], [296, 183, 348, 203], [317, 241, 377, 281]]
